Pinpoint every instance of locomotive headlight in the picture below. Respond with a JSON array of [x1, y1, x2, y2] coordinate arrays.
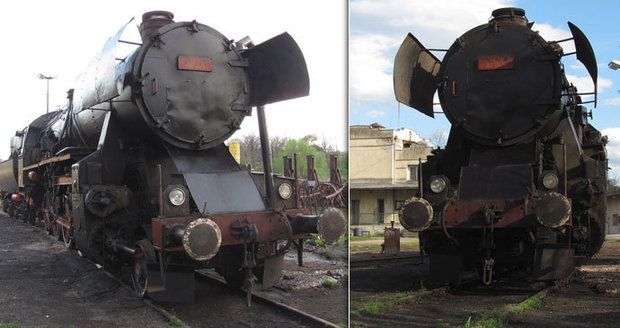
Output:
[[278, 182, 293, 200], [169, 188, 186, 206], [542, 173, 559, 190], [429, 177, 446, 193]]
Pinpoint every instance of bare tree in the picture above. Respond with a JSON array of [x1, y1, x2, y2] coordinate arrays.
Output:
[[239, 134, 262, 170], [319, 137, 336, 154], [430, 129, 448, 148], [270, 136, 289, 168]]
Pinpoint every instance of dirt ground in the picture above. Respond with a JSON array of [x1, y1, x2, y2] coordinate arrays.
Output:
[[351, 240, 620, 328], [0, 214, 168, 327], [167, 248, 349, 328], [508, 240, 620, 328], [0, 212, 347, 327]]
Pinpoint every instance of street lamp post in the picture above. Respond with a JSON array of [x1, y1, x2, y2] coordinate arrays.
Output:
[[37, 74, 56, 113]]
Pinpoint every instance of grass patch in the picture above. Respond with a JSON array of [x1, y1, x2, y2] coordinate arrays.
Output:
[[463, 295, 543, 328], [350, 244, 382, 253], [168, 313, 185, 327], [401, 241, 420, 249], [306, 234, 325, 246], [322, 278, 340, 289], [354, 290, 428, 315], [464, 314, 505, 328], [350, 240, 419, 253], [0, 324, 20, 328], [350, 234, 383, 241], [505, 296, 541, 314]]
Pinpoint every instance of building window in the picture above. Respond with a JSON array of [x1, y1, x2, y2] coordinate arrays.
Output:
[[377, 199, 385, 224], [407, 165, 418, 182], [614, 214, 619, 226], [395, 200, 405, 210]]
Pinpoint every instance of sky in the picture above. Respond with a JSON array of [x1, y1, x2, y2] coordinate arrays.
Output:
[[350, 0, 620, 175], [0, 0, 347, 160]]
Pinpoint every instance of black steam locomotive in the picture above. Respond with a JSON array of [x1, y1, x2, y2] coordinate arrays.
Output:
[[394, 8, 606, 284], [0, 11, 344, 302]]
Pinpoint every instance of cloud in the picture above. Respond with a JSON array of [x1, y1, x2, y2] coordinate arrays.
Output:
[[532, 23, 575, 53], [350, 34, 398, 104], [351, 0, 514, 36], [603, 128, 620, 175], [604, 97, 620, 106], [566, 75, 613, 95], [366, 110, 386, 118], [349, 0, 515, 106]]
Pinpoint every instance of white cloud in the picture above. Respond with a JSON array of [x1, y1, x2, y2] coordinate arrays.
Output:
[[350, 34, 397, 104], [366, 110, 386, 118], [604, 97, 620, 106], [566, 75, 613, 97], [570, 64, 584, 71], [602, 128, 620, 175], [351, 0, 514, 35], [532, 23, 575, 53]]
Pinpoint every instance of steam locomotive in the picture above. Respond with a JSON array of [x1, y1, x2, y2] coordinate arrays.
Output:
[[0, 11, 344, 302], [394, 8, 606, 284]]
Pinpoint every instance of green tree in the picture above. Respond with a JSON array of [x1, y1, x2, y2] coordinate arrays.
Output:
[[273, 137, 329, 179]]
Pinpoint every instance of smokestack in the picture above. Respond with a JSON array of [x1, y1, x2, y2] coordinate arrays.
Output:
[[139, 11, 175, 43], [491, 8, 528, 27]]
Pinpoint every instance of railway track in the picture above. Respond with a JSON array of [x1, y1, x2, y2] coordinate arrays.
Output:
[[23, 215, 339, 327], [350, 252, 422, 268], [194, 270, 341, 328], [351, 254, 564, 328]]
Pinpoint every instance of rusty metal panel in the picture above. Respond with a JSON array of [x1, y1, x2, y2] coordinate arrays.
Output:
[[442, 199, 536, 228], [17, 157, 23, 188], [383, 227, 400, 254], [0, 159, 17, 192], [152, 209, 309, 250], [54, 176, 73, 186]]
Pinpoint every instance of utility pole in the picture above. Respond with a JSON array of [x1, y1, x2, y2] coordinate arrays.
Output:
[[37, 74, 56, 113]]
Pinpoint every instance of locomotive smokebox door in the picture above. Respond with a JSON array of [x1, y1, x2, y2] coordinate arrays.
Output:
[[439, 8, 563, 146], [136, 21, 251, 150]]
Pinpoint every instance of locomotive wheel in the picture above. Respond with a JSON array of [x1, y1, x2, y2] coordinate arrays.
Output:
[[61, 226, 74, 249], [43, 213, 52, 233], [56, 224, 64, 241], [130, 249, 149, 298], [60, 196, 74, 249]]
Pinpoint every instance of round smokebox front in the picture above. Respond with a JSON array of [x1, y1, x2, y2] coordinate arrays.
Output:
[[137, 23, 250, 150]]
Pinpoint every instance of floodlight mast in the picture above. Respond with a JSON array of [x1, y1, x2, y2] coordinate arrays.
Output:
[[37, 74, 56, 113]]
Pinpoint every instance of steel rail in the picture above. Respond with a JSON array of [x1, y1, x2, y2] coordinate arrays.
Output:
[[350, 252, 422, 268], [195, 270, 340, 328]]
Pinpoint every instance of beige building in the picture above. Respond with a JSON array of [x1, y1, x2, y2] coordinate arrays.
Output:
[[350, 124, 433, 230], [606, 192, 620, 235]]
